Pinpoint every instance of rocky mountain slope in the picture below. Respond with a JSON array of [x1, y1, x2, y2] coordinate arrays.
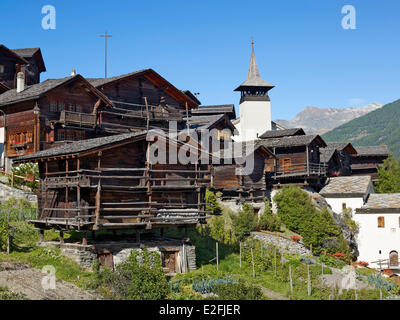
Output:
[[275, 102, 382, 135]]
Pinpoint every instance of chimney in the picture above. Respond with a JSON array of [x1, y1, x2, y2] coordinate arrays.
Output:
[[16, 72, 25, 93], [71, 69, 76, 76]]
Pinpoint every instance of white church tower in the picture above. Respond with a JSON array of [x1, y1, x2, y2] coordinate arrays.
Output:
[[233, 43, 275, 142]]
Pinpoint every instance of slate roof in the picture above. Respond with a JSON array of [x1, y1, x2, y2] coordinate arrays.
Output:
[[319, 176, 372, 197], [187, 114, 225, 129], [191, 104, 236, 119], [320, 148, 337, 163], [0, 82, 9, 93], [325, 142, 357, 154], [14, 131, 148, 162], [87, 69, 149, 87], [11, 48, 40, 58], [0, 45, 28, 64], [256, 135, 327, 148], [357, 193, 400, 213], [353, 146, 389, 157], [0, 75, 112, 107], [259, 128, 305, 139]]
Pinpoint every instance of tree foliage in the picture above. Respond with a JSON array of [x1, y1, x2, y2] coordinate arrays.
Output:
[[375, 153, 400, 193], [258, 201, 281, 232], [205, 189, 222, 215], [9, 163, 39, 191], [273, 186, 349, 255], [230, 204, 257, 241]]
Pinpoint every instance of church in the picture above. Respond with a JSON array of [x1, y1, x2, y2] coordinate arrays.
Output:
[[232, 43, 284, 142]]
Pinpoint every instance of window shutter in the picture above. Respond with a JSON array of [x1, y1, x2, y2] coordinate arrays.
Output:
[[378, 216, 385, 228]]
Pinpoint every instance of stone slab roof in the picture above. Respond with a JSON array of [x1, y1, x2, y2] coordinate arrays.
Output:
[[320, 148, 337, 163], [15, 131, 148, 162], [191, 104, 236, 119], [259, 128, 305, 139], [257, 134, 327, 148], [320, 176, 372, 197], [353, 145, 389, 157], [357, 193, 400, 213]]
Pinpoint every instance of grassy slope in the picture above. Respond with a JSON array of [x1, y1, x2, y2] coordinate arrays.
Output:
[[322, 99, 400, 158]]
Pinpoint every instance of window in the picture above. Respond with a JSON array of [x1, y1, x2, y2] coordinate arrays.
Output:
[[0, 65, 4, 74], [59, 103, 65, 111], [9, 132, 33, 145], [378, 216, 385, 228], [50, 101, 58, 112]]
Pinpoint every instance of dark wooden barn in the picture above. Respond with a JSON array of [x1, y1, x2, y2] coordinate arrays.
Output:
[[14, 130, 211, 243], [321, 142, 357, 176], [257, 135, 328, 186], [212, 143, 275, 202], [0, 74, 112, 169], [351, 145, 389, 181]]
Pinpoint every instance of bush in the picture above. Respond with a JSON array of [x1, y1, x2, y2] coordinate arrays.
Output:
[[273, 186, 349, 255], [9, 163, 39, 191], [213, 280, 264, 300], [92, 249, 171, 300], [209, 216, 225, 243], [258, 201, 281, 232], [230, 204, 258, 241], [0, 217, 9, 251], [205, 189, 222, 215], [319, 254, 346, 269], [242, 239, 282, 271]]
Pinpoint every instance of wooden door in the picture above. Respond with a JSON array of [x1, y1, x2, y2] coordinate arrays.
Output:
[[282, 158, 292, 173], [162, 251, 177, 273], [390, 251, 399, 266], [98, 252, 114, 269]]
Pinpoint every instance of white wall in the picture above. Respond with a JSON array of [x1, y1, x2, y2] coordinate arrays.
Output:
[[354, 213, 400, 269], [325, 197, 365, 215], [239, 100, 271, 142]]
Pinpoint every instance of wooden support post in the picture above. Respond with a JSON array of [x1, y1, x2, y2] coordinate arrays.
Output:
[[40, 229, 45, 242], [216, 242, 219, 272], [310, 244, 313, 256], [136, 230, 140, 243], [307, 264, 311, 296], [289, 264, 293, 295], [239, 242, 242, 268], [59, 231, 64, 244], [251, 248, 255, 278], [94, 152, 102, 228], [144, 97, 150, 131], [274, 246, 277, 277], [11, 171, 14, 188], [82, 232, 87, 246]]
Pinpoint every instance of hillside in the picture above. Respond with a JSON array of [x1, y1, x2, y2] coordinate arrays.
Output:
[[322, 99, 400, 158], [275, 103, 382, 135]]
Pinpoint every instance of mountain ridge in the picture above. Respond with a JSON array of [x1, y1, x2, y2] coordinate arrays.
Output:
[[275, 102, 383, 135]]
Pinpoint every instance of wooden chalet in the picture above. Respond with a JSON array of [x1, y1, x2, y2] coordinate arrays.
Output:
[[212, 143, 275, 202], [257, 135, 328, 186], [14, 130, 211, 242], [0, 74, 113, 169], [87, 69, 200, 134], [0, 45, 45, 89], [320, 142, 357, 176], [351, 145, 389, 180]]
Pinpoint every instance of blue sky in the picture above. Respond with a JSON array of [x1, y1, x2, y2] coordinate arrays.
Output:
[[1, 0, 400, 120]]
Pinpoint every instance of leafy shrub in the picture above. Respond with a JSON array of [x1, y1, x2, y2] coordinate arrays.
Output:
[[0, 217, 9, 251], [0, 197, 38, 222], [299, 257, 316, 265], [230, 204, 257, 241], [209, 216, 225, 243], [242, 239, 281, 271], [319, 254, 346, 269], [205, 189, 222, 215], [9, 163, 39, 191], [258, 201, 281, 232], [192, 277, 237, 294], [0, 286, 27, 300], [367, 274, 395, 292], [92, 249, 171, 300], [213, 280, 264, 300], [273, 186, 349, 255]]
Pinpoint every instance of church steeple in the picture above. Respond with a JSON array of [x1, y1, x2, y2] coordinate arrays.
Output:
[[234, 42, 274, 93]]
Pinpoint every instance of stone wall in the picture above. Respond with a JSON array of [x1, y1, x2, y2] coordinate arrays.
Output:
[[0, 182, 37, 203], [252, 232, 311, 256]]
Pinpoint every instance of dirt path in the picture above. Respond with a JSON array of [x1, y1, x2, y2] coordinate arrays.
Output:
[[0, 262, 99, 300]]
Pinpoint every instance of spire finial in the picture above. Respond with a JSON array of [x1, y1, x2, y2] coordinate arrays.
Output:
[[251, 36, 255, 51]]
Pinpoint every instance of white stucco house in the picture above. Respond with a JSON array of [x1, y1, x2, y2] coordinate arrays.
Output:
[[354, 193, 400, 271], [319, 176, 374, 214]]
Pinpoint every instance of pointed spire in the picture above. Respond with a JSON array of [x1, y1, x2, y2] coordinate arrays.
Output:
[[247, 43, 261, 81], [234, 41, 274, 91]]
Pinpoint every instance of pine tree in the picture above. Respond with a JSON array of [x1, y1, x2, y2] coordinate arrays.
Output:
[[375, 153, 400, 193]]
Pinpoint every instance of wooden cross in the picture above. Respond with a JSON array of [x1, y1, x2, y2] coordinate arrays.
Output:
[[251, 36, 255, 50], [99, 30, 112, 79]]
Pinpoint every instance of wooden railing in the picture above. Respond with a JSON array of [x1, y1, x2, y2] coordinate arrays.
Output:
[[59, 110, 97, 127], [273, 162, 327, 178]]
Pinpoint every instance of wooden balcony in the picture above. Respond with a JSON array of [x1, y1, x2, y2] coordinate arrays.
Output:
[[59, 110, 97, 127], [271, 162, 327, 179]]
